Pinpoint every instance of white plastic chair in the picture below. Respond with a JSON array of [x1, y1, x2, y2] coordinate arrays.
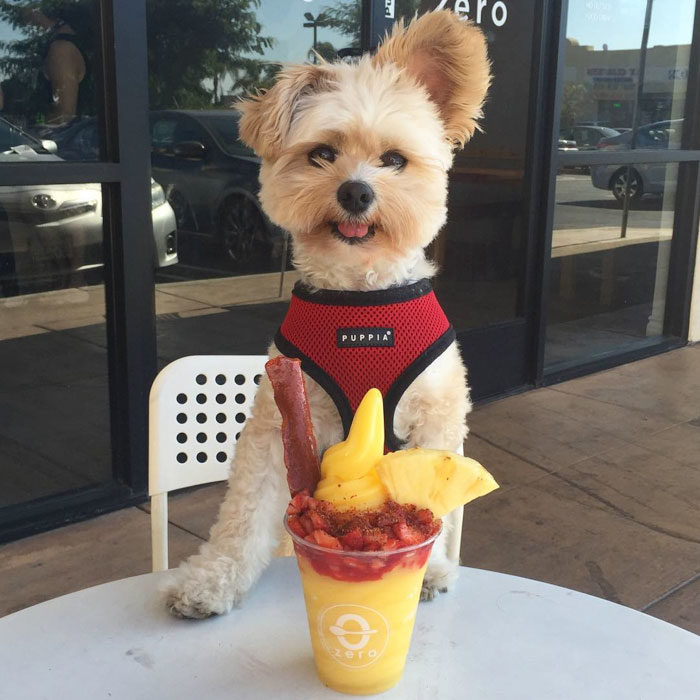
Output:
[[148, 354, 465, 571], [149, 355, 268, 571]]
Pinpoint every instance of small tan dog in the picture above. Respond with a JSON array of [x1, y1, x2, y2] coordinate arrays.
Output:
[[166, 10, 491, 619]]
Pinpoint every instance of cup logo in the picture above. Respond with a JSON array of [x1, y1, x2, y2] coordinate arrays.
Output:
[[319, 604, 389, 668]]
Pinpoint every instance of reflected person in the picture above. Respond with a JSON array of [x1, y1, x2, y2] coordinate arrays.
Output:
[[23, 5, 87, 124]]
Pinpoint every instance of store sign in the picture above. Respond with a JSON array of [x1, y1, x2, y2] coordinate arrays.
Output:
[[586, 66, 688, 86], [434, 0, 509, 27]]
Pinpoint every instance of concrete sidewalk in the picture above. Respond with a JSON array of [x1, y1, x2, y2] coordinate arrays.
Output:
[[1, 345, 699, 634]]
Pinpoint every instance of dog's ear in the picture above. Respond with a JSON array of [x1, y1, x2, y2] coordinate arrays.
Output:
[[372, 11, 491, 148], [237, 64, 336, 159]]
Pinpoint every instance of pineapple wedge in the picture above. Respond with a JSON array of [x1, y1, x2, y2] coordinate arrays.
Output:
[[375, 447, 498, 517]]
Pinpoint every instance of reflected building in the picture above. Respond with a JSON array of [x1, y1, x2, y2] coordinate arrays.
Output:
[[563, 39, 690, 129]]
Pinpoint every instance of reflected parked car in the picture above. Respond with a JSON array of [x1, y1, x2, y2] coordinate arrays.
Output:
[[51, 111, 285, 268], [38, 117, 100, 160], [557, 137, 578, 153], [595, 120, 683, 151], [560, 125, 620, 151], [0, 117, 177, 295], [149, 110, 284, 265], [590, 120, 682, 202]]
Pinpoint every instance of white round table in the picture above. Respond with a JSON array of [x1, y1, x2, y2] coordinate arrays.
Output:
[[1, 557, 698, 699]]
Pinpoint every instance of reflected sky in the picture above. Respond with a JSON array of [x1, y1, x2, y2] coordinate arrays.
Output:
[[567, 0, 696, 50], [256, 0, 354, 63], [0, 0, 356, 82]]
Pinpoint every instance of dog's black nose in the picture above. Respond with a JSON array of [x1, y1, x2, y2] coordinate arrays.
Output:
[[337, 181, 374, 215]]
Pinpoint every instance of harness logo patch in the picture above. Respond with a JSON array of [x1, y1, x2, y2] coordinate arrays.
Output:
[[337, 327, 394, 348]]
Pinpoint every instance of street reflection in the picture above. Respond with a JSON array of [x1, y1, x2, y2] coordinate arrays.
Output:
[[546, 0, 695, 369]]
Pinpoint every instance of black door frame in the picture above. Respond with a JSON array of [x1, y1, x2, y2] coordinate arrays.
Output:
[[456, 0, 560, 401]]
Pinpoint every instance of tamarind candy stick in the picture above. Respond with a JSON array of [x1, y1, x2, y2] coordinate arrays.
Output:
[[265, 356, 321, 496]]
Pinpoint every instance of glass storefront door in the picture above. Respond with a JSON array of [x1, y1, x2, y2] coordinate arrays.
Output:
[[545, 0, 699, 373], [0, 1, 162, 542], [0, 1, 114, 511]]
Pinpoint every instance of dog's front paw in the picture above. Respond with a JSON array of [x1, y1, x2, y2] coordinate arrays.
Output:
[[421, 559, 458, 602], [165, 584, 218, 619], [162, 556, 240, 619]]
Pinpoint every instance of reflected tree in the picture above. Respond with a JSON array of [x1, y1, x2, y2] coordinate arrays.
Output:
[[560, 83, 595, 131], [0, 0, 276, 122], [309, 41, 339, 63], [147, 0, 275, 109], [316, 0, 422, 58]]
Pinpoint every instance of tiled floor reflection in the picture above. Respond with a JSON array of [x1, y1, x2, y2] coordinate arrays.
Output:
[[0, 271, 301, 506], [546, 171, 676, 369]]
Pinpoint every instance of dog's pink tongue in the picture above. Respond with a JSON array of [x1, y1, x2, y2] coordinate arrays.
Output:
[[337, 222, 369, 238]]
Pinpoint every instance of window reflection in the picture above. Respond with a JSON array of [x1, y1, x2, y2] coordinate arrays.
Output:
[[560, 0, 695, 145], [0, 181, 115, 508], [147, 1, 361, 363], [547, 161, 680, 368], [0, 0, 100, 157], [546, 0, 698, 371]]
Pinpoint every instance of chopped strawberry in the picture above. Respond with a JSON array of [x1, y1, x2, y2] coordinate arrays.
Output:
[[309, 511, 329, 531], [392, 521, 424, 546], [290, 490, 313, 512], [416, 509, 434, 525], [311, 529, 342, 550], [300, 514, 315, 535], [362, 529, 388, 551], [340, 528, 364, 550], [285, 492, 438, 554], [287, 515, 307, 539]]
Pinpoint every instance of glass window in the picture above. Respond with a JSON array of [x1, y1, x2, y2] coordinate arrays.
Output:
[[0, 175, 177, 507], [0, 0, 103, 160], [147, 0, 361, 365], [560, 0, 695, 147], [545, 161, 679, 367], [151, 118, 178, 151], [546, 0, 698, 371], [0, 182, 110, 507]]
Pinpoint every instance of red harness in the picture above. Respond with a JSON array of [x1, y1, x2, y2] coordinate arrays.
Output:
[[275, 279, 455, 450]]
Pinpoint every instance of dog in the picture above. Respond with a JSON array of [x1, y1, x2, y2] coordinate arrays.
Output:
[[165, 10, 491, 619]]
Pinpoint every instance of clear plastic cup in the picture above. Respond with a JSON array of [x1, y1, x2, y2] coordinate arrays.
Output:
[[285, 516, 439, 695]]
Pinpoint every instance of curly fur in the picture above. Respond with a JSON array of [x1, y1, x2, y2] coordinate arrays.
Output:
[[165, 10, 491, 618]]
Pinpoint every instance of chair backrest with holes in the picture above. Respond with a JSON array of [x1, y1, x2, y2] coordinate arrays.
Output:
[[149, 355, 268, 496]]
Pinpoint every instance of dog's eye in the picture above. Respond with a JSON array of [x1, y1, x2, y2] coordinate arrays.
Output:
[[380, 151, 407, 169], [308, 145, 336, 166]]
